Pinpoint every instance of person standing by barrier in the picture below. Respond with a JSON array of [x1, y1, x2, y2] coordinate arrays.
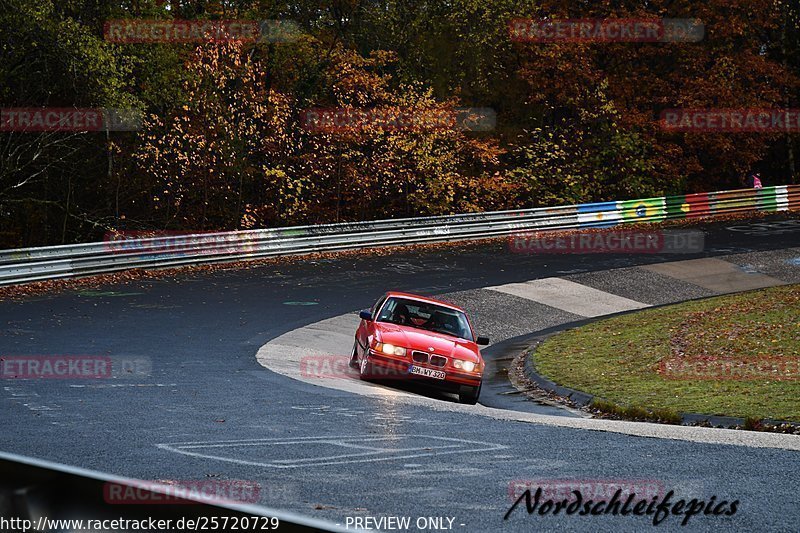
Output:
[[744, 172, 763, 189]]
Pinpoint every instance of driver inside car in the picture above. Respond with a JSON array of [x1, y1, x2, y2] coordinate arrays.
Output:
[[392, 303, 412, 326], [427, 310, 462, 336]]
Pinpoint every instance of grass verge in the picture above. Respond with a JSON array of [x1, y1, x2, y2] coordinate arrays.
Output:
[[533, 284, 800, 422]]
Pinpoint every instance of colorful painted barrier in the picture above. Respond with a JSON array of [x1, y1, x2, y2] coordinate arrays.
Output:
[[0, 185, 797, 286]]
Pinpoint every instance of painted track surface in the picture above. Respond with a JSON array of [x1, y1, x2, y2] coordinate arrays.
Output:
[[1, 216, 800, 532]]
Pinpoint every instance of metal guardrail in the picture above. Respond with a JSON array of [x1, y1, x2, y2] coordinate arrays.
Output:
[[0, 451, 349, 532], [0, 185, 797, 286]]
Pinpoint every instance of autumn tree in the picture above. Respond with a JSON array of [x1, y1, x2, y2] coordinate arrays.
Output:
[[3, 0, 800, 247], [509, 0, 798, 196], [135, 37, 514, 230], [0, 0, 141, 246]]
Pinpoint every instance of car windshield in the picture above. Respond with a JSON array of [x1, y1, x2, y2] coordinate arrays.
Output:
[[376, 297, 474, 341]]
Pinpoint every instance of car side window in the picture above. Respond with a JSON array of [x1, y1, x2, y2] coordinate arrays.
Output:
[[376, 298, 396, 322], [371, 295, 387, 315]]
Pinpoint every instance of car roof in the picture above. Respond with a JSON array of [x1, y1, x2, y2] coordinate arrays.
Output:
[[384, 291, 466, 313]]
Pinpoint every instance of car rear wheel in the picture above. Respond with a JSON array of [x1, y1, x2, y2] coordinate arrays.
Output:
[[459, 383, 481, 405]]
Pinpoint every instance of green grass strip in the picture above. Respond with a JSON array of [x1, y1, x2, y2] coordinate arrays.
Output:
[[533, 284, 800, 422]]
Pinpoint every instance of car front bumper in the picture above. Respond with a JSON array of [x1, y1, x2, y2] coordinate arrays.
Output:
[[366, 350, 482, 390]]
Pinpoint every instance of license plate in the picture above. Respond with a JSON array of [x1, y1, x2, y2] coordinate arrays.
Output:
[[409, 366, 446, 380]]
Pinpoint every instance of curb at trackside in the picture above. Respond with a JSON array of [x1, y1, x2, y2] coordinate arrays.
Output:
[[508, 302, 800, 431]]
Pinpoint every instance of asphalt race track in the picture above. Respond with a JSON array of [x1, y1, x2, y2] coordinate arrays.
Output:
[[1, 216, 800, 532]]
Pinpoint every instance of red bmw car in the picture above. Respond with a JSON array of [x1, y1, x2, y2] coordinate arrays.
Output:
[[350, 292, 490, 404]]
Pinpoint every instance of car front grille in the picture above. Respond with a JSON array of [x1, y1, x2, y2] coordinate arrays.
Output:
[[411, 350, 429, 363], [430, 355, 447, 367]]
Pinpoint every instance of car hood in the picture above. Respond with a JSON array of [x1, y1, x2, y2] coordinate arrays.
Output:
[[375, 323, 480, 362]]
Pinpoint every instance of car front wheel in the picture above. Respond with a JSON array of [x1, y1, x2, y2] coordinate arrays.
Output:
[[459, 383, 481, 405], [359, 351, 375, 381], [349, 341, 360, 369]]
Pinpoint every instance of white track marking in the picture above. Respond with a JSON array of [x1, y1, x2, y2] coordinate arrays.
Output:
[[486, 277, 649, 317], [642, 257, 786, 293], [257, 313, 422, 399], [256, 304, 800, 451], [4, 386, 60, 416], [157, 435, 507, 469]]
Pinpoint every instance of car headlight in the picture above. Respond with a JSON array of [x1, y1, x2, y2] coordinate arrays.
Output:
[[375, 343, 406, 357], [454, 360, 477, 372]]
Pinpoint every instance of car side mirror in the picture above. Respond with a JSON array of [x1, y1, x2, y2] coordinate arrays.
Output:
[[359, 310, 373, 321], [476, 336, 490, 346]]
